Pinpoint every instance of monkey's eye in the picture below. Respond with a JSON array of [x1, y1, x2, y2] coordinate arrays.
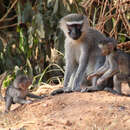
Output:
[[76, 24, 82, 30], [67, 25, 73, 31]]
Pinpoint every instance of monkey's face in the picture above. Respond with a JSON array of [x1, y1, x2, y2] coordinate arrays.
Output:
[[101, 47, 110, 56], [67, 24, 83, 40], [19, 80, 31, 91], [99, 44, 111, 56]]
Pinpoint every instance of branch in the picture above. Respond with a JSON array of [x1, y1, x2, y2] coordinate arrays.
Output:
[[0, 0, 18, 22]]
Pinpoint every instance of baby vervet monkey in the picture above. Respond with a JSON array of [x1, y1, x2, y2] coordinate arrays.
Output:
[[51, 13, 114, 95], [5, 75, 45, 113], [87, 38, 130, 95]]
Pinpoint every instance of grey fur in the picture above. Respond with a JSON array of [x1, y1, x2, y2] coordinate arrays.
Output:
[[51, 14, 113, 95], [87, 37, 130, 95]]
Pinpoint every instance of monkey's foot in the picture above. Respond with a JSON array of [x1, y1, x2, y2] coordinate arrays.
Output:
[[4, 110, 9, 114], [72, 88, 82, 92], [26, 100, 33, 104], [64, 87, 73, 93], [81, 87, 98, 92], [104, 88, 122, 95]]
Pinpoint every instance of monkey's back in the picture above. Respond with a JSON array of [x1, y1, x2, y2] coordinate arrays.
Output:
[[85, 28, 106, 74], [116, 50, 130, 75]]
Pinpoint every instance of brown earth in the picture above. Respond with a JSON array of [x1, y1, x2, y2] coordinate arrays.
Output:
[[0, 84, 130, 130]]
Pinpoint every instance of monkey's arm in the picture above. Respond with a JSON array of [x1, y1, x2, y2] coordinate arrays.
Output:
[[63, 43, 76, 88], [5, 96, 13, 113], [97, 55, 118, 85], [13, 97, 32, 104], [27, 93, 45, 99], [87, 58, 109, 80], [72, 46, 89, 91], [64, 63, 75, 88]]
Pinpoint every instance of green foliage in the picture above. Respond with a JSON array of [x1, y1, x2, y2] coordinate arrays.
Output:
[[2, 74, 13, 88]]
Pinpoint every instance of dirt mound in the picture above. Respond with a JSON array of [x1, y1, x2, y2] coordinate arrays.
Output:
[[0, 84, 130, 130]]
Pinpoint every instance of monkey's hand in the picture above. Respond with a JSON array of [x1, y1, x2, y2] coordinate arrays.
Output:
[[64, 87, 73, 93], [26, 100, 33, 104], [87, 73, 97, 80], [4, 110, 9, 114], [97, 78, 104, 85], [81, 86, 98, 92]]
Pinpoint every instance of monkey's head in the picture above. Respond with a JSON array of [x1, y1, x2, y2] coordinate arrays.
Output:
[[13, 75, 32, 91], [98, 38, 117, 56], [59, 13, 89, 41]]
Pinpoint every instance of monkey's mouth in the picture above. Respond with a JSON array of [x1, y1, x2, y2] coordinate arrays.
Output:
[[71, 35, 81, 40], [72, 37, 79, 40], [69, 31, 81, 40]]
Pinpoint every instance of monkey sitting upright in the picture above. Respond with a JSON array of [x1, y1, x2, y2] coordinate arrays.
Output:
[[51, 13, 113, 95], [5, 75, 45, 113], [87, 38, 130, 95]]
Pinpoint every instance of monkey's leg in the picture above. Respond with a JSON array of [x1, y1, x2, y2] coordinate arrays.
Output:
[[81, 76, 105, 92], [13, 97, 32, 104], [104, 77, 114, 92], [27, 93, 45, 99], [105, 75, 121, 95], [113, 75, 121, 94], [50, 80, 74, 96], [65, 66, 78, 92], [5, 96, 13, 113]]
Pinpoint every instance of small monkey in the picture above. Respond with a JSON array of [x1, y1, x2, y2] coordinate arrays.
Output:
[[87, 38, 130, 95], [51, 13, 113, 95], [5, 75, 45, 113]]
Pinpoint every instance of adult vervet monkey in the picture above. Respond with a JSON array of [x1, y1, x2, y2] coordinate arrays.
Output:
[[51, 13, 113, 95]]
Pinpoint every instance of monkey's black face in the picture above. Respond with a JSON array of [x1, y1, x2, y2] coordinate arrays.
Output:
[[67, 24, 82, 40]]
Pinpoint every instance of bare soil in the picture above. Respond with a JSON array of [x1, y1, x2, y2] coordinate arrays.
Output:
[[0, 84, 130, 130]]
